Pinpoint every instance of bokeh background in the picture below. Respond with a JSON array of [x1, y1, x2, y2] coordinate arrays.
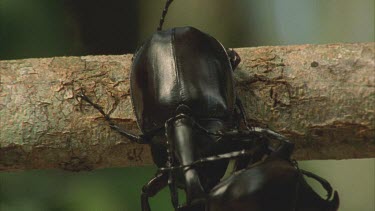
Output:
[[0, 0, 374, 210]]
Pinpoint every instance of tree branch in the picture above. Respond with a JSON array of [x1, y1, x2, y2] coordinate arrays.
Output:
[[1, 43, 374, 171]]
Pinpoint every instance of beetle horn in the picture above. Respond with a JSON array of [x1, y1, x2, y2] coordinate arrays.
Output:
[[329, 191, 340, 211], [296, 170, 340, 211], [165, 106, 206, 206]]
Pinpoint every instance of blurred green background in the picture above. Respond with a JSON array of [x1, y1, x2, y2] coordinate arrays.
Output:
[[0, 0, 374, 211]]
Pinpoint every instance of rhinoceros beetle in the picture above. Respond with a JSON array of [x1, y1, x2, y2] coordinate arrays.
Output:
[[78, 0, 339, 210]]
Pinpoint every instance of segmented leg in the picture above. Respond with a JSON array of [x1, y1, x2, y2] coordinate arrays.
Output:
[[77, 91, 147, 144], [236, 97, 251, 130], [251, 127, 291, 144], [141, 172, 169, 211], [159, 126, 291, 172], [226, 48, 241, 70]]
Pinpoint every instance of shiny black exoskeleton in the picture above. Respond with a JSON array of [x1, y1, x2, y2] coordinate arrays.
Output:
[[133, 25, 239, 208], [79, 1, 339, 210], [207, 141, 340, 211]]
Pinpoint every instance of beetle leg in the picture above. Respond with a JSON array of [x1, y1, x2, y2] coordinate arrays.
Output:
[[235, 97, 251, 130], [215, 137, 268, 172], [77, 92, 147, 144], [160, 149, 253, 171], [216, 127, 291, 148], [226, 48, 241, 70], [211, 127, 291, 170], [236, 96, 279, 136], [141, 172, 169, 211], [251, 127, 291, 144]]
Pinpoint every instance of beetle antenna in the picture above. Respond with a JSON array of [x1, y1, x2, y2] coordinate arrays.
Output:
[[157, 0, 174, 31]]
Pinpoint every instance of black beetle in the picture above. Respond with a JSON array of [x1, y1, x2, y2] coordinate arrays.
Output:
[[79, 1, 339, 210], [207, 141, 340, 211]]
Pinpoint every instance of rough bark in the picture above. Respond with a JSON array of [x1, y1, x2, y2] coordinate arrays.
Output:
[[0, 43, 374, 171]]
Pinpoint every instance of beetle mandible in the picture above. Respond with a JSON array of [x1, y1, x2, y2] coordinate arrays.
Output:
[[79, 1, 339, 210]]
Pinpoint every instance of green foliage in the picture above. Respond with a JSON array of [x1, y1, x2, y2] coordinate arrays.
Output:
[[0, 167, 173, 211]]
